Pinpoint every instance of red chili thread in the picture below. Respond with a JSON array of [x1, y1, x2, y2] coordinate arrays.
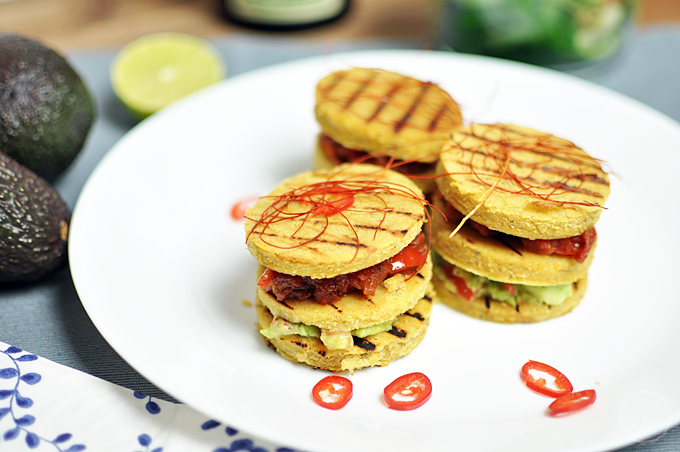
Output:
[[450, 124, 609, 207]]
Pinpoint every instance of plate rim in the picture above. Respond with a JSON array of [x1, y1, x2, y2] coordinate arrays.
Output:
[[69, 48, 680, 452]]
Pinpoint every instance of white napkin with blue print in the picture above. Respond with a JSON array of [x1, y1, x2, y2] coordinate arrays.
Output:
[[0, 341, 293, 452]]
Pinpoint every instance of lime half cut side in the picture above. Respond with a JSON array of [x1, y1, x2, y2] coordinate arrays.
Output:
[[111, 32, 226, 119]]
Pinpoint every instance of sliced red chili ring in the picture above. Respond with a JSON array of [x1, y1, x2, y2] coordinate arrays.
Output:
[[390, 240, 427, 271], [520, 360, 573, 398], [313, 194, 355, 217], [257, 268, 273, 289], [442, 262, 476, 301], [312, 376, 353, 410], [548, 389, 597, 416], [230, 196, 259, 221], [384, 372, 432, 411]]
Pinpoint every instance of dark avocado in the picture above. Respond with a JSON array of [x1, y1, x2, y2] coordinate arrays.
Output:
[[0, 151, 70, 284], [0, 33, 95, 181]]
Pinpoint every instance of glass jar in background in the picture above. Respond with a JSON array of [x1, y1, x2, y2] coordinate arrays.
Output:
[[438, 0, 637, 66], [220, 0, 350, 30]]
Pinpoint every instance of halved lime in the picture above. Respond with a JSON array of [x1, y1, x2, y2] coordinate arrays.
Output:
[[111, 32, 226, 119]]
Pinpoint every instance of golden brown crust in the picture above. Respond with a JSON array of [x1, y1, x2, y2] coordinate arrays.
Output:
[[436, 123, 610, 240], [255, 288, 434, 373], [313, 134, 439, 195], [255, 253, 432, 331], [432, 271, 587, 324], [431, 194, 594, 286], [315, 68, 463, 163], [245, 164, 426, 279]]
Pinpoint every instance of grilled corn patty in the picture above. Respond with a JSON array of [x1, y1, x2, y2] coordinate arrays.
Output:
[[437, 123, 610, 240], [432, 271, 587, 324], [245, 163, 426, 279], [315, 67, 463, 164], [255, 287, 434, 373]]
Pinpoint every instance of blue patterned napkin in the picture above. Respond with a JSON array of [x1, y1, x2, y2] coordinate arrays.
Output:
[[0, 341, 293, 452]]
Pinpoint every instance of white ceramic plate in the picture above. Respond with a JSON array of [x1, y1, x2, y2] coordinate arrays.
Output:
[[69, 50, 680, 452]]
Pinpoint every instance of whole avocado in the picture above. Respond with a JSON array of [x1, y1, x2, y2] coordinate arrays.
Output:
[[0, 151, 70, 284], [0, 33, 95, 181]]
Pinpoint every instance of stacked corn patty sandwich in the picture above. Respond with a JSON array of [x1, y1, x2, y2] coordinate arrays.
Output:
[[245, 163, 434, 372], [432, 124, 610, 323], [314, 67, 463, 195]]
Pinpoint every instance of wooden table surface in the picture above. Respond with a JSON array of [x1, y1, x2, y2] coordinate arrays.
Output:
[[0, 0, 678, 52]]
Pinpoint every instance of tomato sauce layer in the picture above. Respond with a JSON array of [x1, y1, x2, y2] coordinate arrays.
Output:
[[438, 192, 595, 263], [320, 134, 434, 176], [258, 232, 428, 305]]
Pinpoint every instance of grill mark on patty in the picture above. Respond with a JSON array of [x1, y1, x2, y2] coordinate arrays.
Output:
[[388, 326, 408, 338], [394, 83, 431, 132], [344, 71, 377, 109], [277, 299, 293, 309], [251, 208, 424, 243], [428, 104, 448, 132], [367, 82, 403, 124], [471, 155, 606, 189], [352, 224, 411, 236], [456, 135, 608, 177], [353, 337, 376, 351], [322, 71, 347, 96], [544, 168, 609, 185], [404, 311, 425, 321], [255, 232, 369, 250], [354, 205, 426, 220], [537, 179, 607, 198], [337, 218, 422, 235], [464, 169, 606, 200], [470, 160, 609, 192]]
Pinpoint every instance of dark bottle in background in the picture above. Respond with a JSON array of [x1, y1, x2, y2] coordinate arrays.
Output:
[[220, 0, 350, 31]]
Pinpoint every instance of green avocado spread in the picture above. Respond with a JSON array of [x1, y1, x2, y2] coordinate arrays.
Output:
[[260, 316, 395, 351], [433, 256, 573, 307]]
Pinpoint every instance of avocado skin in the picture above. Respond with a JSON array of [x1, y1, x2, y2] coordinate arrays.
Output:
[[0, 33, 95, 181], [0, 151, 71, 284]]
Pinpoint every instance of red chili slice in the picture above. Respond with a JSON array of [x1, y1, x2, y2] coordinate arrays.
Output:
[[257, 268, 273, 289], [521, 228, 597, 264], [313, 194, 355, 217], [390, 242, 427, 272], [230, 196, 259, 221], [520, 360, 573, 398], [312, 376, 353, 410], [548, 389, 596, 416], [442, 262, 475, 301], [384, 372, 432, 411], [501, 283, 516, 296], [450, 274, 475, 302]]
